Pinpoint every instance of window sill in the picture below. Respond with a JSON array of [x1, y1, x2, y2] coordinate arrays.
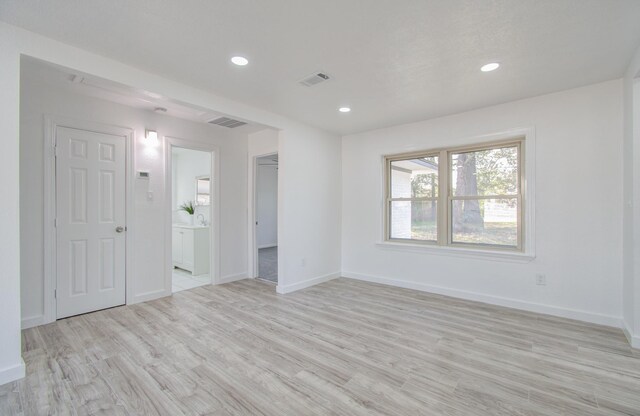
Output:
[[375, 241, 535, 263]]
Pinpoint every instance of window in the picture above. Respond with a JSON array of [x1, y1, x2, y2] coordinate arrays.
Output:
[[389, 155, 439, 242], [385, 139, 523, 251]]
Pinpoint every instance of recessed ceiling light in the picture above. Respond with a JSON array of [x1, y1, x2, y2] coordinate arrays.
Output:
[[481, 62, 500, 72], [231, 56, 249, 66], [339, 107, 351, 113]]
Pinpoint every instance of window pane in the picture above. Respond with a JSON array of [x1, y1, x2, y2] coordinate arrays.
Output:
[[391, 156, 438, 198], [390, 200, 437, 241], [451, 198, 517, 247], [451, 146, 518, 197]]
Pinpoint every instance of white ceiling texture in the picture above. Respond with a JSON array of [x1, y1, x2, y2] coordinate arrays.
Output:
[[2, 0, 640, 135]]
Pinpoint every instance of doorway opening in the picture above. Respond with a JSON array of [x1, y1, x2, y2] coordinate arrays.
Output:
[[170, 145, 214, 292], [255, 154, 278, 283]]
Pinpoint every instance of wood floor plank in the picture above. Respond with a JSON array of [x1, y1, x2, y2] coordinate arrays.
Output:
[[1, 277, 639, 415]]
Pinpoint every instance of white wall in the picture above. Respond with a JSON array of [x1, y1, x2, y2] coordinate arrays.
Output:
[[623, 44, 640, 347], [0, 25, 24, 385], [246, 126, 343, 292], [342, 80, 624, 326], [256, 160, 278, 248], [1, 22, 343, 384], [248, 129, 279, 156], [277, 126, 342, 293], [20, 71, 248, 325]]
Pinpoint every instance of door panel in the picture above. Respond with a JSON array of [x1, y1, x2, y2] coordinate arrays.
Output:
[[182, 229, 194, 268], [99, 238, 115, 290], [56, 126, 126, 319], [256, 164, 278, 247], [69, 240, 88, 295], [99, 170, 115, 222], [69, 168, 88, 223]]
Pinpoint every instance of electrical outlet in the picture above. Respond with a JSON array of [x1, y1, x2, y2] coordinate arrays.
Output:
[[147, 191, 154, 201], [300, 258, 306, 267], [535, 274, 546, 286]]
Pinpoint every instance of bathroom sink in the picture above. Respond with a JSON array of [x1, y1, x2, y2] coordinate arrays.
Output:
[[173, 223, 209, 229]]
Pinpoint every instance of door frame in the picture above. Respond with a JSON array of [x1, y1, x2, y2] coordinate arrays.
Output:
[[248, 151, 278, 279], [43, 115, 135, 325], [164, 137, 220, 292]]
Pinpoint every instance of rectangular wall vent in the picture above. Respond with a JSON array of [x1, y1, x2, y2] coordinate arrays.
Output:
[[208, 117, 247, 128], [299, 72, 330, 87]]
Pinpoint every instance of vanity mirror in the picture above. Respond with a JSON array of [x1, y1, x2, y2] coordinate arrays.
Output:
[[195, 176, 210, 206]]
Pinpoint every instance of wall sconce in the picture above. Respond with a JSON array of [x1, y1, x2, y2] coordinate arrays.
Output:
[[145, 129, 158, 147]]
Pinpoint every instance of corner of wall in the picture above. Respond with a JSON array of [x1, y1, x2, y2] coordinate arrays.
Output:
[[21, 315, 45, 330], [623, 320, 640, 349], [623, 42, 640, 348], [0, 358, 25, 386], [276, 271, 341, 294], [217, 273, 249, 285], [0, 30, 24, 385]]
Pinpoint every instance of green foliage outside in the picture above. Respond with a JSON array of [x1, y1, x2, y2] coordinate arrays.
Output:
[[409, 146, 518, 243]]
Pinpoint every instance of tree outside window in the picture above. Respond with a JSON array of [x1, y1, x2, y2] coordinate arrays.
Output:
[[387, 140, 522, 250]]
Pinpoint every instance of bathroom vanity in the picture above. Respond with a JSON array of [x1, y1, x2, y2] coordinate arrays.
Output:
[[172, 225, 210, 275]]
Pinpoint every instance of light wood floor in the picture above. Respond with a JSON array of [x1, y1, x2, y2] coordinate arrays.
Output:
[[2, 278, 640, 415]]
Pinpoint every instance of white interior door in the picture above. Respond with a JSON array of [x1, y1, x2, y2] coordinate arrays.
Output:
[[256, 164, 278, 248], [56, 126, 126, 319]]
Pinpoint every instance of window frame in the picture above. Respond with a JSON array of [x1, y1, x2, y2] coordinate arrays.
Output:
[[387, 152, 440, 243], [384, 137, 525, 252]]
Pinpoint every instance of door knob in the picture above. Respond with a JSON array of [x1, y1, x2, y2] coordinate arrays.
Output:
[[115, 226, 125, 233]]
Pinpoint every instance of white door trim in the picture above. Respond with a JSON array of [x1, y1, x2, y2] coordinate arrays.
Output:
[[164, 137, 220, 293], [42, 115, 135, 325], [248, 151, 278, 279]]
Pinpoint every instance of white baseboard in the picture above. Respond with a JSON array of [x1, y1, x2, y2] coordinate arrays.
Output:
[[21, 315, 45, 329], [0, 358, 25, 386], [342, 271, 623, 329], [623, 321, 640, 349], [217, 273, 248, 284], [277, 272, 340, 294], [131, 289, 169, 304], [258, 243, 277, 249]]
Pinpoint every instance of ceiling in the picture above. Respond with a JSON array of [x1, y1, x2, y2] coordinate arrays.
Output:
[[3, 0, 640, 135], [21, 57, 269, 133]]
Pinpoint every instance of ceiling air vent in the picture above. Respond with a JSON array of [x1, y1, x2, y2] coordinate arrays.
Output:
[[208, 117, 247, 128], [299, 72, 330, 87]]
